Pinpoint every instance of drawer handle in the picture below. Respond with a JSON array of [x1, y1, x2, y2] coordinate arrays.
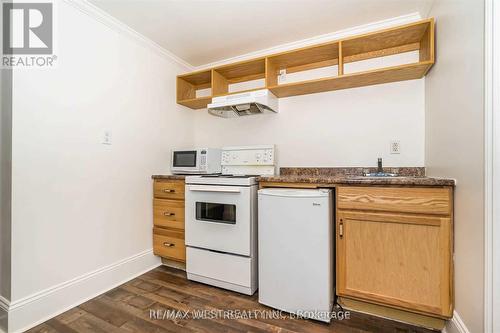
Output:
[[163, 242, 175, 247], [163, 212, 175, 217], [163, 189, 175, 193]]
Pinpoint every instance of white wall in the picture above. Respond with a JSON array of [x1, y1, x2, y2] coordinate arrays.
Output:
[[425, 1, 485, 332], [8, 2, 194, 330], [193, 65, 425, 168]]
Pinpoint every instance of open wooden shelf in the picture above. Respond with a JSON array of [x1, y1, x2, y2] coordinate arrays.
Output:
[[177, 96, 212, 109], [176, 70, 212, 109], [268, 62, 432, 97], [266, 42, 340, 86], [212, 58, 266, 97], [176, 18, 434, 109]]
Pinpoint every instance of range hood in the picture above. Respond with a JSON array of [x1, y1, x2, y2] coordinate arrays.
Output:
[[208, 89, 279, 118]]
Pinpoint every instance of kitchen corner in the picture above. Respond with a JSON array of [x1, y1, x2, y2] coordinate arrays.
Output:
[[7, 2, 492, 332]]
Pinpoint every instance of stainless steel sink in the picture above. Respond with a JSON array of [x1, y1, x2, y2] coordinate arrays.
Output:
[[363, 172, 399, 177]]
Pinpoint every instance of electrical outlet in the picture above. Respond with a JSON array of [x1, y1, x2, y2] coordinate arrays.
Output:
[[102, 130, 112, 145], [278, 69, 287, 84], [390, 140, 400, 154]]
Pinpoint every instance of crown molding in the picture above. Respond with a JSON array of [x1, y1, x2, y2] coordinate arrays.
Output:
[[195, 12, 423, 70], [62, 0, 194, 70], [59, 2, 422, 74]]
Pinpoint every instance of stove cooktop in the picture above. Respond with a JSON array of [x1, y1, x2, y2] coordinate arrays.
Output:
[[186, 174, 260, 186]]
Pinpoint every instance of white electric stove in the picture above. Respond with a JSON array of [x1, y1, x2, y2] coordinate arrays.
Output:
[[185, 145, 275, 295]]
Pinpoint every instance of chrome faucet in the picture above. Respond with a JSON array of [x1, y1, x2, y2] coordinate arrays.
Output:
[[377, 158, 383, 173], [363, 157, 398, 177]]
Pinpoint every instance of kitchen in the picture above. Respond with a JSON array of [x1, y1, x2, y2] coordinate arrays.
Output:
[[0, 1, 498, 333]]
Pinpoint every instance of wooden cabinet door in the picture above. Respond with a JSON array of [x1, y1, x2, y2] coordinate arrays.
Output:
[[336, 210, 453, 318]]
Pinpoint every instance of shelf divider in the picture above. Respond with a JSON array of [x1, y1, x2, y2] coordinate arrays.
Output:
[[338, 41, 344, 76], [212, 70, 229, 97]]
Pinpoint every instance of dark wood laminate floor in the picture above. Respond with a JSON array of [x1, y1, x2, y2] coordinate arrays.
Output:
[[27, 266, 440, 333]]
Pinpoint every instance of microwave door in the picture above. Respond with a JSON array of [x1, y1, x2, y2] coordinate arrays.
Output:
[[172, 150, 200, 173], [173, 151, 197, 168]]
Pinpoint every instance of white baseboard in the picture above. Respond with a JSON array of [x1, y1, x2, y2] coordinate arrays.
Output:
[[7, 249, 160, 333], [444, 311, 471, 333], [0, 296, 10, 333], [0, 297, 9, 313]]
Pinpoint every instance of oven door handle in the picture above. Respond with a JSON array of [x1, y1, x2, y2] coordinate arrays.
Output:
[[187, 185, 241, 193]]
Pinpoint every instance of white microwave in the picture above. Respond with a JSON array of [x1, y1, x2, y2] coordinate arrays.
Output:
[[171, 148, 222, 175]]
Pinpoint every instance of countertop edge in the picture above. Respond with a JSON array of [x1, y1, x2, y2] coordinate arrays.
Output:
[[257, 176, 456, 187], [152, 175, 186, 180], [152, 174, 456, 186]]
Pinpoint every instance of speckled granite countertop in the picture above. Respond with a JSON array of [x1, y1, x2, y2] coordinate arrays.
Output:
[[152, 174, 186, 180], [152, 168, 456, 186], [259, 167, 456, 186]]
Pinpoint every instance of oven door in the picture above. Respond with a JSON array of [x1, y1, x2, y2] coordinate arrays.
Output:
[[185, 184, 255, 256]]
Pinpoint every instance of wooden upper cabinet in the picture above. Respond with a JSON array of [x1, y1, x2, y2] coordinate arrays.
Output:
[[177, 18, 435, 109]]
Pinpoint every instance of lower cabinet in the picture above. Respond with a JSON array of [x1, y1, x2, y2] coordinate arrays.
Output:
[[336, 186, 454, 318], [152, 179, 186, 263]]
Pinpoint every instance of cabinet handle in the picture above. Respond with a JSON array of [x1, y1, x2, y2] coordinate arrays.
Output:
[[339, 221, 344, 239], [163, 212, 175, 216], [163, 242, 175, 247], [163, 189, 175, 193]]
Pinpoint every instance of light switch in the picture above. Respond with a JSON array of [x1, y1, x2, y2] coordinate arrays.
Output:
[[102, 130, 112, 145]]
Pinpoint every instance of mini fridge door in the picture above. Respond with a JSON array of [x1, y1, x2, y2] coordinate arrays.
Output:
[[257, 188, 333, 322]]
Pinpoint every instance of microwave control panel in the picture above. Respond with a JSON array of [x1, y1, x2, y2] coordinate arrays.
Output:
[[221, 145, 276, 176]]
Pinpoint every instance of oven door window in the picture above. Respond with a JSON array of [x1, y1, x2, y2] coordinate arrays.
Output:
[[196, 202, 236, 224], [173, 151, 197, 167]]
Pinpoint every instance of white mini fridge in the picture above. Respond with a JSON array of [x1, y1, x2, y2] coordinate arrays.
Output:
[[258, 188, 333, 322]]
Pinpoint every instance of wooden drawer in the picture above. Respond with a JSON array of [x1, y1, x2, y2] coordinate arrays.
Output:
[[154, 180, 185, 200], [153, 199, 184, 230], [337, 186, 452, 215], [153, 228, 186, 262]]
